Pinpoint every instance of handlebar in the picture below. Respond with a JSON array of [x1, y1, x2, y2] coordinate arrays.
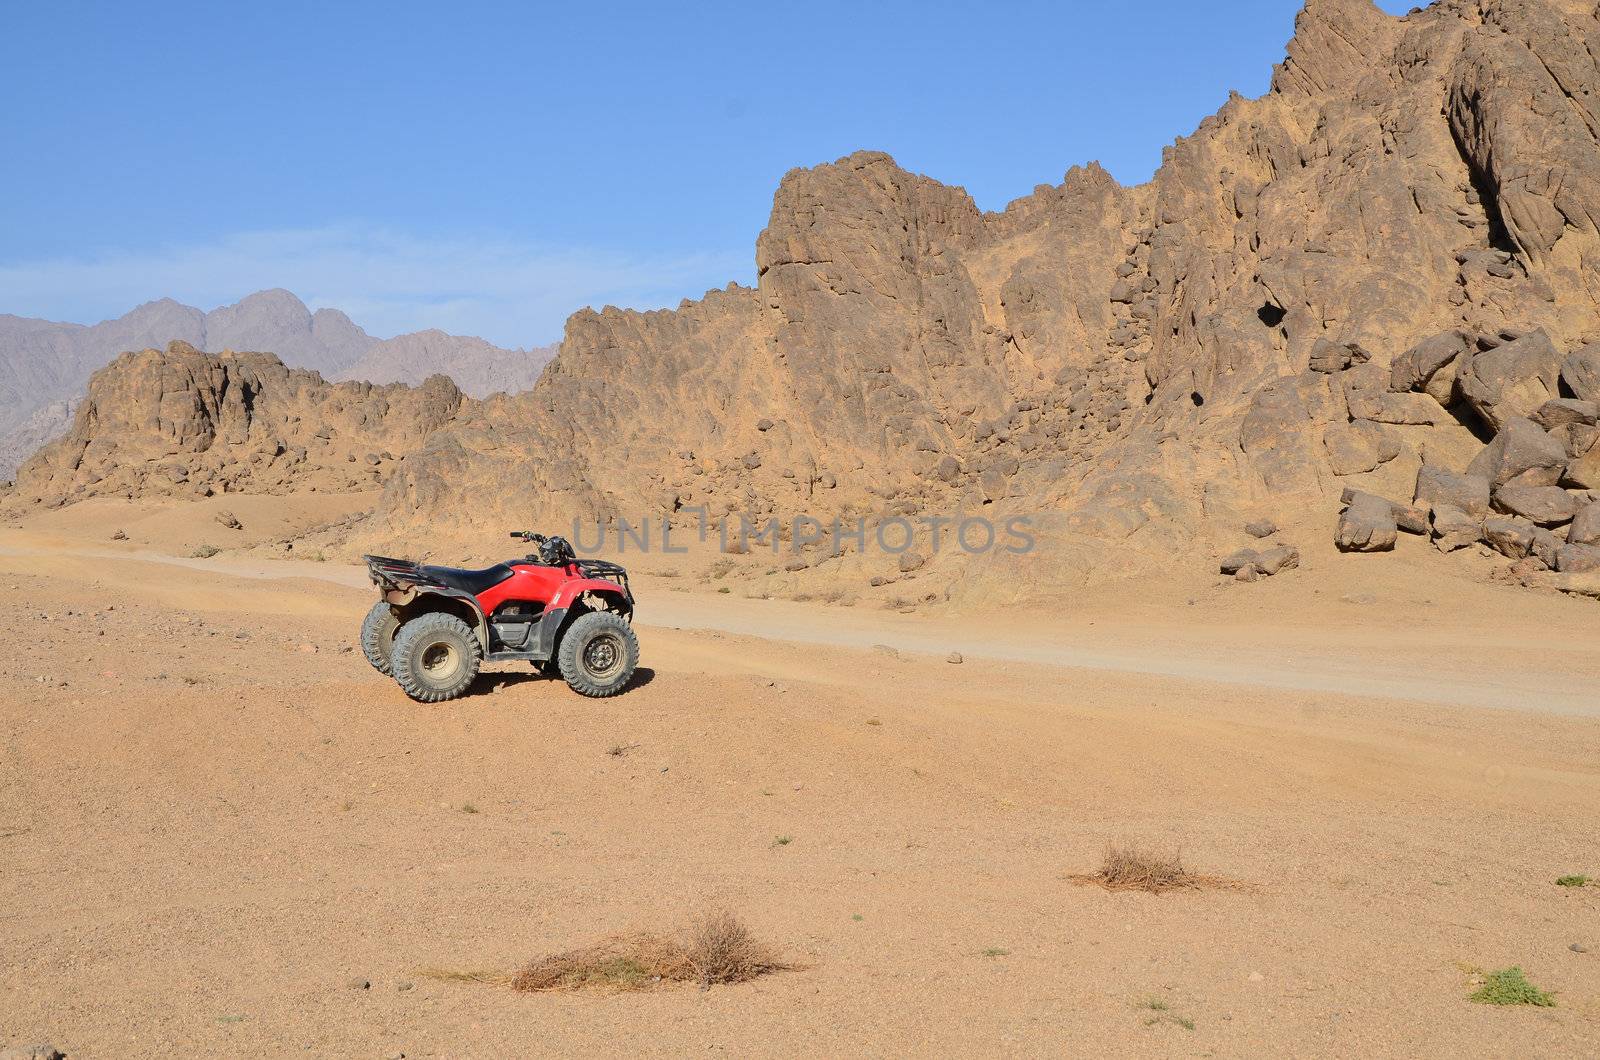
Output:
[[509, 530, 547, 543]]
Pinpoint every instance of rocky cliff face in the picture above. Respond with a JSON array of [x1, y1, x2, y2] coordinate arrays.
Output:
[[15, 0, 1600, 598]]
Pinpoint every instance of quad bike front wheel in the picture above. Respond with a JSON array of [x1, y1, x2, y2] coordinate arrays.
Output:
[[359, 601, 400, 675], [391, 612, 482, 703], [557, 611, 639, 697]]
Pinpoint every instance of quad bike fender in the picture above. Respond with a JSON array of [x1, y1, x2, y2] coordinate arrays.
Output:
[[519, 580, 631, 662], [382, 585, 490, 650], [546, 578, 633, 617]]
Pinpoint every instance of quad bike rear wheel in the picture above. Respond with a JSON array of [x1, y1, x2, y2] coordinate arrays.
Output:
[[557, 611, 639, 697], [391, 612, 482, 702], [360, 601, 400, 675]]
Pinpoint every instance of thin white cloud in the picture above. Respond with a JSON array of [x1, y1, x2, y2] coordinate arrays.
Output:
[[0, 224, 752, 347]]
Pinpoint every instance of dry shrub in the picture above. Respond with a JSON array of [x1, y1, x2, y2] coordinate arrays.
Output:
[[681, 910, 783, 985], [1068, 842, 1235, 894], [512, 911, 787, 993]]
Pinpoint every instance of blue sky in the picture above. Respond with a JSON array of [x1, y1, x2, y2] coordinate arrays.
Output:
[[1, 0, 1415, 346]]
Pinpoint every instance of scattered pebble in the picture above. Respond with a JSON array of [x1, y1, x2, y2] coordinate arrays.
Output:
[[872, 643, 898, 657], [946, 651, 963, 664], [1572, 942, 1590, 953], [298, 643, 318, 654], [347, 977, 371, 991], [396, 980, 414, 992], [1248, 971, 1265, 982]]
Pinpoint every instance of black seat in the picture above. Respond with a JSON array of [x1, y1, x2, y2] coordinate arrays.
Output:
[[418, 563, 515, 595]]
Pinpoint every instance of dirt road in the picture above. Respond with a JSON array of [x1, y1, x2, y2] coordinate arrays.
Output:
[[3, 536, 1594, 715]]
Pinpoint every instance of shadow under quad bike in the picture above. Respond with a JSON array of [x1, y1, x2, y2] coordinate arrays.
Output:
[[361, 531, 638, 702]]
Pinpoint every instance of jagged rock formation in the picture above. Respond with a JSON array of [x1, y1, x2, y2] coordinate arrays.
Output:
[[13, 342, 467, 504], [0, 291, 374, 476], [13, 0, 1600, 600], [0, 290, 547, 477], [335, 331, 557, 398]]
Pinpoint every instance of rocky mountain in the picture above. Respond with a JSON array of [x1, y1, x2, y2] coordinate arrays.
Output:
[[13, 0, 1600, 601], [334, 331, 557, 397], [0, 290, 548, 477]]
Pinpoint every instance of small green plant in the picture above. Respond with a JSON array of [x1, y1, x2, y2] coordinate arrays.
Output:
[[717, 586, 731, 594], [851, 914, 863, 922], [1555, 874, 1590, 887], [607, 742, 639, 758], [1138, 997, 1195, 1030], [981, 947, 1010, 957], [1469, 967, 1556, 1006], [772, 835, 793, 847], [190, 544, 220, 559], [461, 803, 479, 814]]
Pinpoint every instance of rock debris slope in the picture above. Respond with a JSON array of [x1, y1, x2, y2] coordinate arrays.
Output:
[[13, 0, 1600, 599]]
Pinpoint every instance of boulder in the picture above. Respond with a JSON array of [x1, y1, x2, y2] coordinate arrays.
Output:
[[1532, 527, 1562, 570], [1531, 398, 1598, 429], [1492, 484, 1580, 526], [1366, 392, 1446, 426], [1336, 492, 1398, 552], [1555, 571, 1600, 598], [1430, 504, 1481, 552], [1324, 419, 1400, 475], [1346, 364, 1446, 424], [1389, 329, 1471, 395], [1414, 464, 1490, 518], [1561, 342, 1600, 402], [1455, 330, 1564, 431], [1557, 542, 1600, 573], [1244, 518, 1277, 539], [1570, 502, 1600, 547], [1551, 422, 1600, 460], [1340, 487, 1427, 533], [1308, 338, 1351, 373], [1255, 545, 1300, 575], [1483, 515, 1537, 559], [1563, 433, 1600, 490], [1466, 416, 1567, 489], [1219, 548, 1259, 575]]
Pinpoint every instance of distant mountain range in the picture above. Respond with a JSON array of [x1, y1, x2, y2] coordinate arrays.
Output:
[[0, 289, 555, 476]]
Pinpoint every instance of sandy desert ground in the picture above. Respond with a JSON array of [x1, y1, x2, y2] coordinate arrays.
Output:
[[2, 500, 1599, 1058]]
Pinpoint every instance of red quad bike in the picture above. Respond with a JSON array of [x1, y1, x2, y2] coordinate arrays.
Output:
[[360, 531, 638, 702]]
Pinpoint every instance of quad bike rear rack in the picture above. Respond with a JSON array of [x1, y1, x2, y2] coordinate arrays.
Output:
[[576, 558, 630, 595], [365, 555, 437, 591]]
